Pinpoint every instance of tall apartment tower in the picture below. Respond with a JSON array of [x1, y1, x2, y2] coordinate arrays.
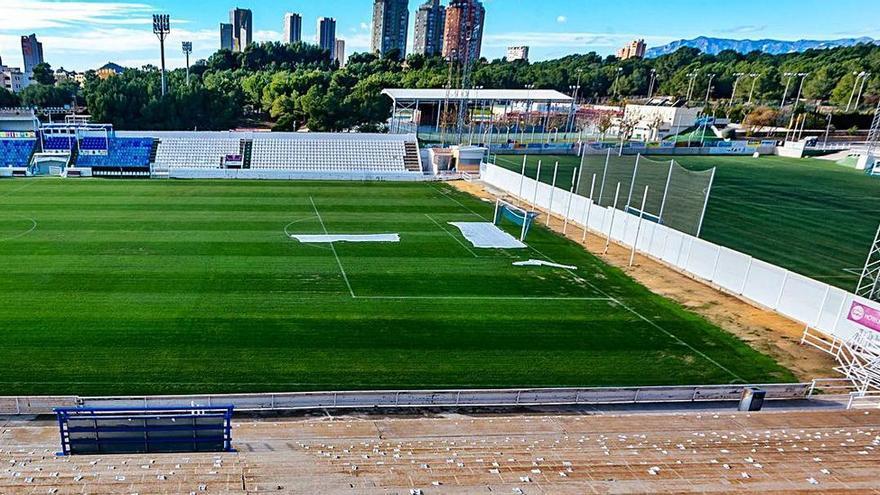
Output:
[[21, 34, 44, 75], [284, 13, 303, 44], [413, 0, 446, 57], [335, 39, 346, 66], [317, 17, 337, 59], [220, 23, 234, 51], [371, 0, 410, 58], [506, 46, 529, 62], [617, 39, 646, 60], [442, 0, 485, 64], [230, 8, 253, 52]]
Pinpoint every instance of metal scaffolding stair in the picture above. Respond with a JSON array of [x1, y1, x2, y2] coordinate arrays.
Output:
[[833, 329, 880, 394]]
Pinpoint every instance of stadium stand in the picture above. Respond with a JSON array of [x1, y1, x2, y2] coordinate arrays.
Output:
[[78, 136, 110, 153], [42, 135, 76, 152], [153, 136, 241, 169], [76, 138, 153, 169], [0, 139, 36, 167], [251, 136, 411, 172]]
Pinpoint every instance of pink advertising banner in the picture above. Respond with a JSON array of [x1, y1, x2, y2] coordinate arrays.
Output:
[[847, 301, 880, 333]]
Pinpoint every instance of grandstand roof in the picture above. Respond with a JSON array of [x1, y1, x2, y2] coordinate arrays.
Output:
[[382, 88, 573, 102], [116, 131, 416, 142]]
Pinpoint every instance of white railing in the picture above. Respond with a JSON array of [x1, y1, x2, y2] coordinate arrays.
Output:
[[0, 383, 812, 415], [481, 163, 875, 351], [847, 391, 880, 409]]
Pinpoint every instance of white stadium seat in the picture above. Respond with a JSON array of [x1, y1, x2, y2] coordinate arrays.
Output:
[[154, 138, 241, 169], [250, 138, 409, 172]]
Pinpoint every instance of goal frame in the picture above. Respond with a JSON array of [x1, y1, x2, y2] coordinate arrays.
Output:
[[493, 198, 537, 241]]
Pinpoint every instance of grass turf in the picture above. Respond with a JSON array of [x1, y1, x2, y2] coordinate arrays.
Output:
[[0, 179, 794, 396], [494, 154, 880, 291]]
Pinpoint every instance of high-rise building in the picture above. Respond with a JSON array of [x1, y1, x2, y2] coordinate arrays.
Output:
[[220, 23, 234, 51], [617, 39, 646, 60], [506, 46, 529, 62], [21, 34, 44, 75], [335, 39, 346, 66], [371, 0, 409, 58], [230, 8, 253, 52], [413, 0, 446, 57], [443, 0, 485, 64], [284, 13, 303, 44], [317, 17, 337, 59]]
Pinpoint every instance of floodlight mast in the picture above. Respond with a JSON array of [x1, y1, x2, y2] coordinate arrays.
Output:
[[153, 14, 171, 97], [182, 41, 193, 86]]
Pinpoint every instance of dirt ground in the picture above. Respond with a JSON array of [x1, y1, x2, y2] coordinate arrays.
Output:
[[452, 180, 838, 382]]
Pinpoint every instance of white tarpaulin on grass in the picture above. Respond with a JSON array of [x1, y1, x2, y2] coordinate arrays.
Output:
[[449, 222, 526, 249], [291, 234, 400, 243]]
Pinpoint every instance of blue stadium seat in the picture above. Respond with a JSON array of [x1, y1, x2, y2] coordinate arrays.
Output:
[[76, 137, 153, 168], [0, 139, 36, 167], [43, 136, 76, 151], [79, 137, 109, 151]]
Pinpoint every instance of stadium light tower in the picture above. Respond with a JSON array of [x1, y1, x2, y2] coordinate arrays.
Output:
[[847, 71, 866, 111], [152, 14, 171, 97], [647, 69, 657, 99], [182, 41, 193, 86], [747, 73, 760, 105], [685, 71, 699, 102], [780, 72, 796, 110], [792, 73, 810, 112], [855, 72, 872, 112], [729, 73, 745, 109], [704, 73, 716, 104]]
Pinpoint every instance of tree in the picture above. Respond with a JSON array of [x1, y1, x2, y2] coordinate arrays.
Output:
[[31, 63, 55, 85], [0, 88, 19, 108], [742, 106, 779, 135]]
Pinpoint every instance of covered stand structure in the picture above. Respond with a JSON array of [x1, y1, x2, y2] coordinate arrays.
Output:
[[382, 88, 573, 147]]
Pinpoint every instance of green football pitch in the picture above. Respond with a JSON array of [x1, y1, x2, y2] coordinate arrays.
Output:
[[494, 154, 880, 291], [0, 179, 794, 396]]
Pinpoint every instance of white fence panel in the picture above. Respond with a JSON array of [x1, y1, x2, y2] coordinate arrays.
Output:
[[777, 273, 832, 326], [712, 248, 752, 294], [686, 239, 721, 281], [647, 223, 671, 259], [661, 229, 685, 265], [816, 288, 849, 335], [742, 260, 787, 309]]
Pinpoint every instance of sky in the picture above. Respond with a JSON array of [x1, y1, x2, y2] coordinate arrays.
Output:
[[0, 0, 878, 72]]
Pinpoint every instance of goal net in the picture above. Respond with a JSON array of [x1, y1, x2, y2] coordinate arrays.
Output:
[[494, 198, 539, 241]]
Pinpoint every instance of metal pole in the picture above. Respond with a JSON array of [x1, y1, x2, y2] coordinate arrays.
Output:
[[846, 73, 861, 112], [630, 185, 649, 266], [626, 154, 641, 208], [855, 73, 870, 111], [517, 155, 527, 199], [546, 162, 559, 226], [604, 182, 622, 255], [531, 160, 542, 209], [747, 75, 759, 105], [695, 167, 716, 238], [793, 73, 809, 112], [563, 168, 578, 234], [598, 148, 610, 204], [582, 174, 597, 242], [658, 159, 674, 223], [780, 74, 793, 110]]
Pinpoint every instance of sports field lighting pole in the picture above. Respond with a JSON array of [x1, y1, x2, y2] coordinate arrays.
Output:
[[704, 73, 716, 105], [846, 71, 865, 111], [647, 69, 657, 99], [793, 73, 810, 112], [747, 73, 760, 105], [152, 14, 171, 97], [729, 73, 745, 110], [568, 68, 583, 136], [524, 84, 535, 143], [613, 67, 624, 98], [546, 162, 559, 227], [182, 41, 193, 86], [685, 71, 698, 102], [780, 72, 795, 110], [855, 72, 871, 111]]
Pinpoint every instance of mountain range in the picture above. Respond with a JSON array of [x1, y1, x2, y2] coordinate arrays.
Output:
[[645, 36, 879, 57]]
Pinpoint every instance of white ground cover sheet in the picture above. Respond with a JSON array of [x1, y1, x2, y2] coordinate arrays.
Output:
[[513, 259, 577, 270], [290, 234, 400, 243], [448, 222, 526, 249]]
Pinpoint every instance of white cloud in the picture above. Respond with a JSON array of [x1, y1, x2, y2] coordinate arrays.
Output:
[[556, 16, 567, 24], [0, 0, 153, 31], [483, 31, 676, 50]]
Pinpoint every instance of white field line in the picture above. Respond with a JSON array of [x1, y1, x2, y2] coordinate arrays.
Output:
[[354, 295, 614, 301], [0, 180, 36, 199], [309, 196, 355, 298], [425, 213, 479, 258], [0, 218, 37, 242]]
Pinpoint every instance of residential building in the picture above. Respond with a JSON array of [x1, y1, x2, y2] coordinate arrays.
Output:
[[21, 34, 44, 75], [96, 62, 125, 80], [284, 13, 303, 44], [371, 0, 409, 58], [617, 39, 647, 60], [335, 39, 346, 66], [413, 0, 446, 57], [0, 65, 29, 93], [442, 0, 485, 64], [506, 46, 529, 62], [317, 17, 337, 59], [220, 23, 234, 51], [230, 8, 253, 52], [623, 98, 700, 141]]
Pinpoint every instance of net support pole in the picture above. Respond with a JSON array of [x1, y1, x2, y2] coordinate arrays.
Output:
[[546, 162, 559, 227], [563, 168, 578, 234], [598, 148, 610, 205], [695, 167, 716, 238], [658, 159, 674, 223], [582, 174, 597, 243], [517, 155, 527, 200], [630, 185, 649, 267], [604, 182, 621, 255], [626, 153, 640, 209], [531, 160, 542, 209]]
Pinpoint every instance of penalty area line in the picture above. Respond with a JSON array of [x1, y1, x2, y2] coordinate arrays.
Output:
[[354, 295, 614, 301]]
